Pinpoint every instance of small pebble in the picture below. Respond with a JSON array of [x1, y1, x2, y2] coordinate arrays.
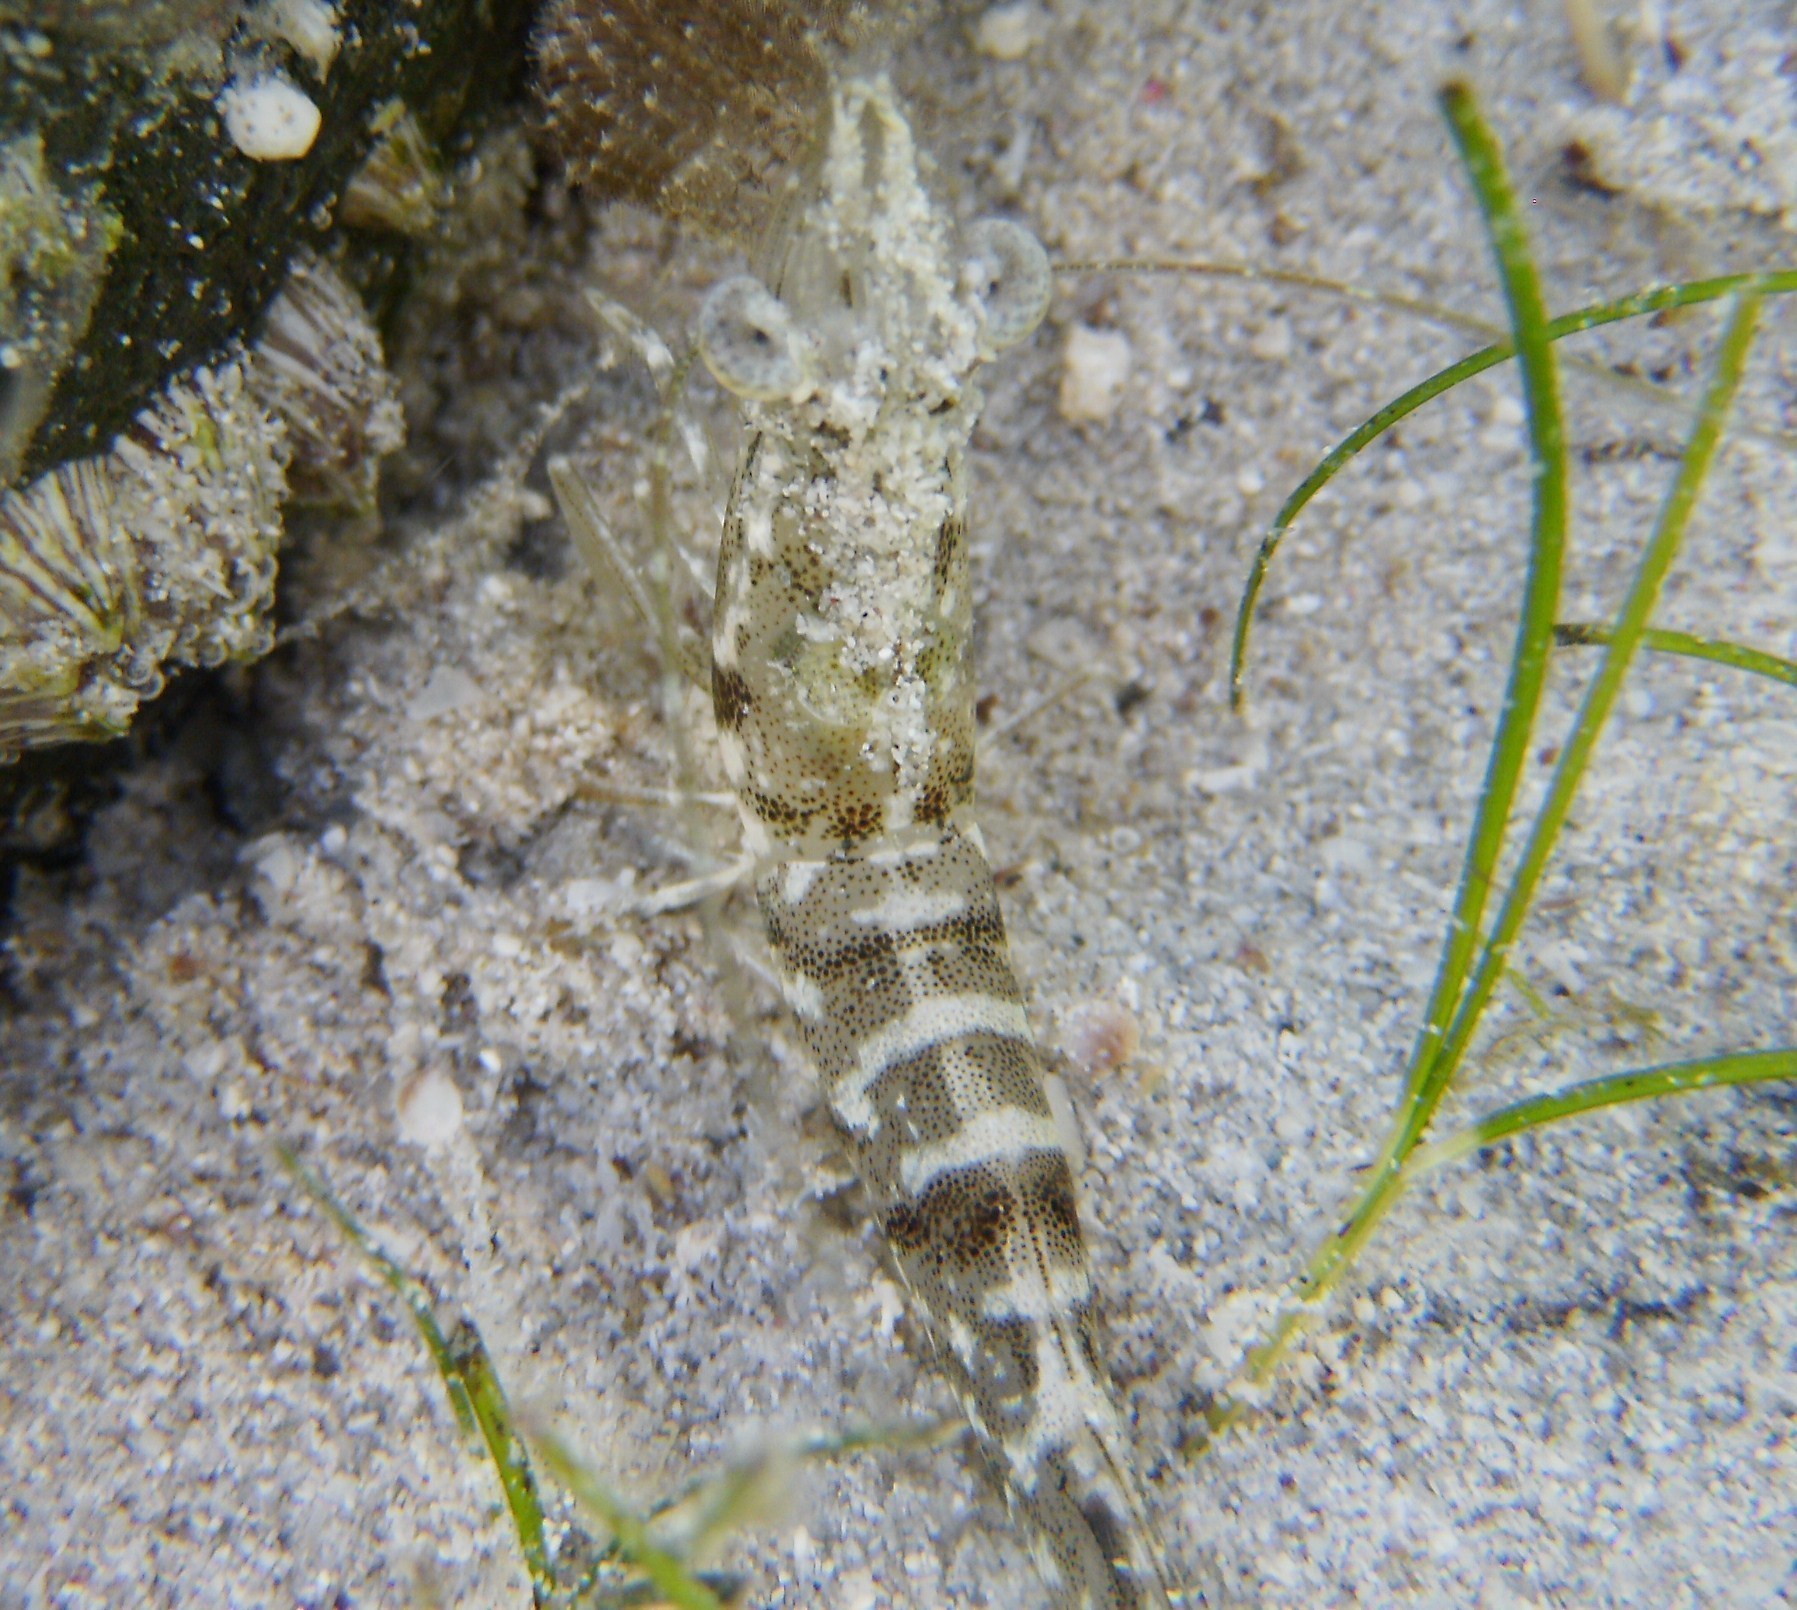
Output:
[[1058, 324, 1133, 423], [974, 1, 1045, 60], [1061, 998, 1142, 1077], [397, 1067, 464, 1149], [220, 72, 321, 161], [405, 665, 482, 722], [1248, 318, 1293, 362]]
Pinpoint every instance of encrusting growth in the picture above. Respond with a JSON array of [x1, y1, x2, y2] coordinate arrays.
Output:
[[0, 254, 404, 763], [0, 358, 289, 761], [248, 251, 406, 512], [693, 74, 1172, 1609]]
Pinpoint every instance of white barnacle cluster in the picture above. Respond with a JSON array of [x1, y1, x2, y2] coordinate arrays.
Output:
[[0, 255, 404, 763], [0, 359, 288, 760]]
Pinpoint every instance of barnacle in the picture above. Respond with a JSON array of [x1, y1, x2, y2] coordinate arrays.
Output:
[[0, 357, 289, 762], [248, 251, 405, 511], [0, 458, 141, 750], [339, 102, 449, 238]]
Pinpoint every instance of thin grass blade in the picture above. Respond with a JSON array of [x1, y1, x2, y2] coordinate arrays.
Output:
[[276, 1146, 557, 1603], [1230, 268, 1797, 704], [525, 1425, 728, 1610], [1411, 1048, 1797, 1176], [1393, 81, 1569, 1142], [1555, 622, 1797, 687], [1423, 290, 1762, 1102], [1188, 82, 1574, 1438]]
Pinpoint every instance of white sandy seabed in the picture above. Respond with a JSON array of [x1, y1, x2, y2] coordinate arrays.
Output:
[[3, 2, 1795, 1606]]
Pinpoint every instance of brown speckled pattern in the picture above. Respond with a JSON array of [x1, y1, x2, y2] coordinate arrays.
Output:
[[760, 831, 1168, 1607]]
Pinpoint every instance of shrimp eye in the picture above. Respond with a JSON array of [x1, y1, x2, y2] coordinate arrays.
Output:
[[959, 218, 1052, 355], [696, 276, 813, 403]]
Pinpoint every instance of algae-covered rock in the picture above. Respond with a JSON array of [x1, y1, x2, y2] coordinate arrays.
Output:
[[0, 0, 532, 781], [0, 0, 536, 489], [0, 247, 412, 763]]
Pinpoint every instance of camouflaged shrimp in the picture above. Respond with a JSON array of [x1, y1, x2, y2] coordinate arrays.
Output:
[[687, 76, 1173, 1609]]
